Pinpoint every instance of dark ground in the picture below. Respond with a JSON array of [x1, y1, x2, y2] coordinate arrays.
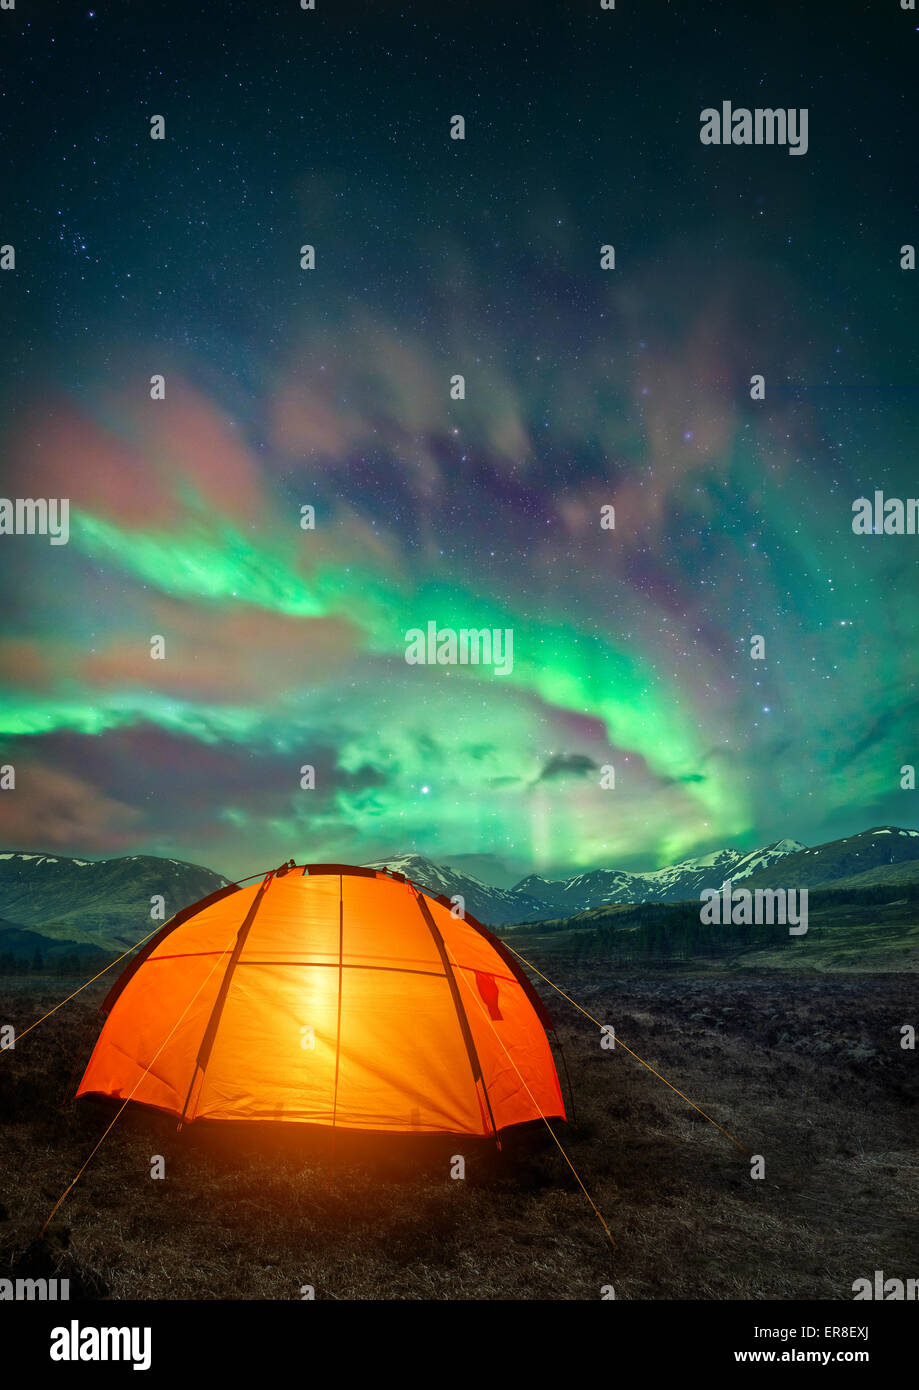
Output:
[[0, 965, 915, 1300]]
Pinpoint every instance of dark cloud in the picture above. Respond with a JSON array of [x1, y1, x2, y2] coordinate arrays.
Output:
[[537, 754, 598, 782]]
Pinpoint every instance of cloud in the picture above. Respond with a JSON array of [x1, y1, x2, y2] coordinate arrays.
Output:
[[537, 753, 599, 782], [0, 759, 142, 853], [80, 606, 361, 703]]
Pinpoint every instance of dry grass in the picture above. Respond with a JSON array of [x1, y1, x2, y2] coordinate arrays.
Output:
[[0, 967, 915, 1300]]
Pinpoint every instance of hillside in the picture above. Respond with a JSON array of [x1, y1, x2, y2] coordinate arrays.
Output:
[[509, 883, 919, 974], [735, 827, 919, 892], [817, 859, 919, 893], [0, 851, 228, 957]]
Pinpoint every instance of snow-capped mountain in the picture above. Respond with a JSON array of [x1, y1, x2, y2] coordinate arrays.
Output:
[[638, 839, 807, 896], [361, 854, 550, 925], [363, 840, 808, 925], [733, 826, 919, 892], [512, 840, 806, 917]]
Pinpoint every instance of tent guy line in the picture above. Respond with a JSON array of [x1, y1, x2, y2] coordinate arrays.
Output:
[[6, 922, 165, 1046], [39, 927, 242, 1237], [446, 933, 616, 1251], [502, 941, 749, 1155]]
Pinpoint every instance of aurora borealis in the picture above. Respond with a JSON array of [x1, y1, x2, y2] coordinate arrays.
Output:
[[1, 2, 917, 883]]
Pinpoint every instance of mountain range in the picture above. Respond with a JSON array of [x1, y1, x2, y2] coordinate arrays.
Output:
[[1, 824, 918, 961], [363, 845, 810, 924], [509, 839, 807, 918], [374, 828, 919, 925]]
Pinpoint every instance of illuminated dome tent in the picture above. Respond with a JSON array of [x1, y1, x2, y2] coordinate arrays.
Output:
[[77, 865, 566, 1137]]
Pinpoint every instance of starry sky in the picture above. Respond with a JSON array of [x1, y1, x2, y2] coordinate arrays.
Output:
[[1, 0, 917, 883]]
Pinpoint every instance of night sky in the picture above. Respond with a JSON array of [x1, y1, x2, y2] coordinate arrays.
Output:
[[1, 0, 917, 882]]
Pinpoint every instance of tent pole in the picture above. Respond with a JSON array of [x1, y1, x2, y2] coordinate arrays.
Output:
[[414, 892, 501, 1148], [554, 1029, 578, 1129], [177, 870, 274, 1129], [328, 875, 345, 1188]]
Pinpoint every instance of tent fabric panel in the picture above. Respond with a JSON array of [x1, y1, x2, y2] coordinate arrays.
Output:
[[424, 898, 566, 1128], [333, 965, 484, 1134], [193, 962, 340, 1122], [339, 873, 442, 972], [423, 895, 527, 982], [197, 960, 484, 1133], [454, 963, 566, 1129], [100, 881, 241, 1015], [237, 873, 341, 967], [145, 883, 260, 962], [76, 951, 231, 1113]]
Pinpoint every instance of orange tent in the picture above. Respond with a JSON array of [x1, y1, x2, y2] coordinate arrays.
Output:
[[76, 864, 567, 1137]]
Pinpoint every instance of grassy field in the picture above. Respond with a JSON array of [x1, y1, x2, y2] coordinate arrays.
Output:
[[0, 963, 916, 1300], [511, 897, 919, 974]]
